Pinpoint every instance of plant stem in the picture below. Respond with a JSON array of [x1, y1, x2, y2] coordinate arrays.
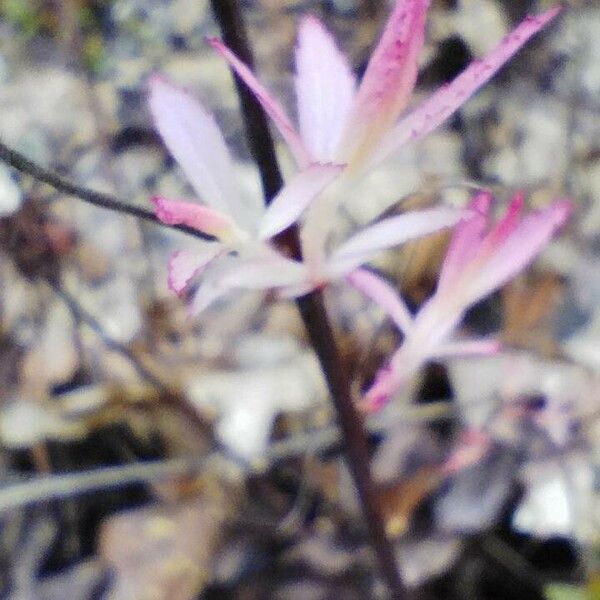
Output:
[[208, 1, 284, 204], [0, 140, 214, 241], [209, 1, 406, 596]]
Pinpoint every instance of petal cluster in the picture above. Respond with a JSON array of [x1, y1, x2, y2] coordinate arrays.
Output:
[[211, 2, 561, 173], [149, 0, 563, 319], [149, 75, 341, 312], [148, 75, 467, 310], [349, 193, 571, 412]]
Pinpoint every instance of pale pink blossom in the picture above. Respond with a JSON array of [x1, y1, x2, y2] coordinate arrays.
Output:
[[149, 75, 470, 311], [348, 192, 571, 411], [148, 75, 342, 312], [210, 2, 561, 173], [190, 204, 469, 311]]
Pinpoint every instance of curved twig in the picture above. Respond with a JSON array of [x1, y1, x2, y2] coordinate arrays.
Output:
[[0, 401, 453, 513], [0, 140, 214, 242]]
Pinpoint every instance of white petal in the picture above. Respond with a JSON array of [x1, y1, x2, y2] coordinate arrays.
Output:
[[328, 207, 467, 276], [217, 250, 308, 290], [189, 248, 308, 316], [149, 75, 240, 216], [346, 268, 414, 334], [189, 271, 231, 316], [167, 246, 222, 295], [432, 338, 501, 359], [258, 163, 343, 239], [294, 16, 357, 161]]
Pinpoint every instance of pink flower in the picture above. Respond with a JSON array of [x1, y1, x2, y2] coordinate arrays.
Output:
[[189, 204, 471, 310], [149, 76, 470, 311], [148, 75, 342, 313], [210, 2, 561, 173], [348, 192, 572, 411]]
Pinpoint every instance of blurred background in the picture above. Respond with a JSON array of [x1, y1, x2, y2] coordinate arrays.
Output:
[[0, 0, 598, 598]]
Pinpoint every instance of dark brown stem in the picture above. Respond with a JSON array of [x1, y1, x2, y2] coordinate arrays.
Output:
[[209, 1, 406, 596], [208, 2, 284, 204], [0, 141, 214, 242]]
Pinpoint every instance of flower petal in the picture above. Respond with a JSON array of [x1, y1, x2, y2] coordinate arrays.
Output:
[[167, 247, 222, 296], [294, 16, 357, 161], [208, 38, 311, 168], [437, 192, 492, 292], [339, 0, 430, 167], [258, 163, 344, 239], [149, 75, 240, 216], [189, 273, 230, 316], [362, 362, 402, 413], [346, 268, 414, 334], [217, 251, 308, 290], [477, 192, 524, 259], [328, 206, 467, 276], [463, 199, 571, 304], [189, 248, 308, 315], [276, 279, 317, 299], [372, 7, 562, 167], [152, 196, 237, 239], [432, 338, 501, 359]]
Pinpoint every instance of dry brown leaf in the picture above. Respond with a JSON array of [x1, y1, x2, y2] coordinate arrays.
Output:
[[501, 272, 565, 356], [379, 467, 442, 539], [99, 498, 226, 600]]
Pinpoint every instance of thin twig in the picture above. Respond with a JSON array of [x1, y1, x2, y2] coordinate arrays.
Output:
[[0, 140, 214, 242], [47, 279, 216, 435], [0, 401, 453, 513], [209, 2, 406, 596], [0, 457, 202, 513], [47, 279, 167, 390]]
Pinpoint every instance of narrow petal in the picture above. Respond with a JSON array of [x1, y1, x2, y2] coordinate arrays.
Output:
[[372, 7, 562, 167], [437, 192, 492, 292], [276, 279, 317, 299], [463, 199, 571, 304], [362, 362, 402, 413], [189, 273, 230, 316], [432, 338, 501, 359], [258, 163, 344, 239], [477, 192, 524, 259], [209, 38, 312, 167], [294, 16, 357, 160], [328, 206, 467, 276], [339, 0, 430, 166], [346, 268, 414, 334], [217, 251, 308, 290], [167, 247, 222, 296], [189, 248, 308, 315], [152, 196, 238, 240], [149, 75, 240, 215]]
